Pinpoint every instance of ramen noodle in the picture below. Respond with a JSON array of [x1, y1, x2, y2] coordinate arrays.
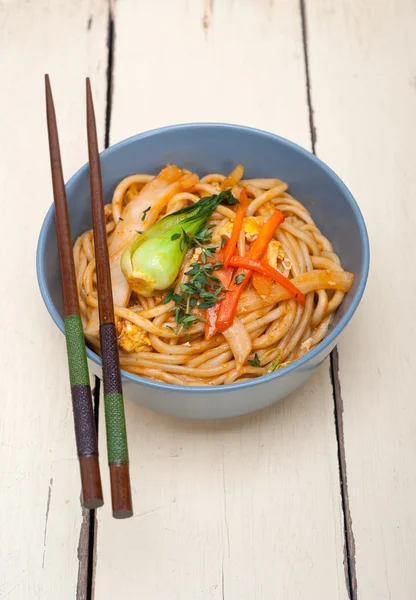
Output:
[[74, 164, 353, 386]]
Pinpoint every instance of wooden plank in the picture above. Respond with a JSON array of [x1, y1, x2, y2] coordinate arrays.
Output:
[[306, 1, 416, 598], [0, 2, 107, 598], [94, 1, 349, 598]]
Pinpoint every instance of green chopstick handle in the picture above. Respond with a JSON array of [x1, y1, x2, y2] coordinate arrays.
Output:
[[103, 392, 129, 464], [64, 315, 103, 509], [99, 322, 132, 518], [64, 314, 99, 455], [99, 322, 129, 465]]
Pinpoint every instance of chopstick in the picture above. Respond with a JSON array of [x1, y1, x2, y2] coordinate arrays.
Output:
[[44, 75, 104, 510], [86, 78, 133, 519]]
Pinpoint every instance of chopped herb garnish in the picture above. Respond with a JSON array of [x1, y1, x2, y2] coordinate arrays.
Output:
[[248, 353, 261, 368], [119, 217, 124, 221], [204, 246, 216, 258], [194, 223, 215, 245], [146, 192, 239, 335], [141, 206, 151, 221], [235, 273, 246, 285], [186, 263, 201, 276], [181, 225, 220, 265], [135, 230, 143, 234], [180, 229, 192, 252], [198, 300, 216, 309], [161, 289, 175, 304], [220, 236, 227, 249], [166, 258, 225, 334], [182, 314, 199, 328]]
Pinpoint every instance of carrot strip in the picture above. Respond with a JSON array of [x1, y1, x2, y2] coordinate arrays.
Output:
[[246, 209, 285, 260], [215, 267, 252, 333], [215, 209, 286, 331], [228, 256, 305, 306], [223, 188, 248, 266], [204, 243, 234, 340]]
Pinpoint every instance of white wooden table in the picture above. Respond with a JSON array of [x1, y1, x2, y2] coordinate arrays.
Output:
[[1, 1, 415, 598]]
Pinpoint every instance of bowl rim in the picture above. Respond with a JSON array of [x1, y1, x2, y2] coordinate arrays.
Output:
[[36, 121, 370, 394]]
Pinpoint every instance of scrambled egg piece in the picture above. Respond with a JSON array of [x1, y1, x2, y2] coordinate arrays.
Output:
[[266, 240, 285, 269], [220, 216, 265, 243], [220, 219, 285, 268], [117, 319, 152, 353]]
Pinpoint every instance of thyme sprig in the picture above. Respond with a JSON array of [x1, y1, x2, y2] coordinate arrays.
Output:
[[162, 259, 225, 333], [162, 221, 227, 333]]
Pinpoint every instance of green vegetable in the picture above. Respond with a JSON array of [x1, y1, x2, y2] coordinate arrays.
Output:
[[121, 190, 237, 296], [248, 353, 261, 368], [267, 355, 282, 372]]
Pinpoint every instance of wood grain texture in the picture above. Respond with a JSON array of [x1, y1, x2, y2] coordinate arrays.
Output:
[[0, 1, 107, 598], [306, 1, 416, 598], [94, 1, 348, 598]]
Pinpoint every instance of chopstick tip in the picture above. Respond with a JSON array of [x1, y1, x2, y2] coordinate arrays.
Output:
[[86, 77, 93, 107]]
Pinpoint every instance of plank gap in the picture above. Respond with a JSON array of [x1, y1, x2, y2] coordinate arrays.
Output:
[[299, 0, 316, 153], [77, 380, 100, 600], [300, 1, 357, 597], [86, 378, 101, 600], [76, 508, 92, 600], [104, 7, 115, 150], [330, 349, 358, 600]]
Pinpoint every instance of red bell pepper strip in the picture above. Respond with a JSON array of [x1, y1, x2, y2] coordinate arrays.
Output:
[[228, 256, 305, 306]]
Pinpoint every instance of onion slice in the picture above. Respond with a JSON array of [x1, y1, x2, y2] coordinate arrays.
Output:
[[222, 317, 252, 368], [252, 269, 354, 303]]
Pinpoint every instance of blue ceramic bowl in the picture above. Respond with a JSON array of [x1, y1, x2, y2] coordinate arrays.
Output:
[[37, 123, 369, 419]]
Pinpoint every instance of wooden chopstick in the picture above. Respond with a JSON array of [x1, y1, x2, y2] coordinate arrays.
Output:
[[44, 75, 104, 510], [86, 78, 133, 519]]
